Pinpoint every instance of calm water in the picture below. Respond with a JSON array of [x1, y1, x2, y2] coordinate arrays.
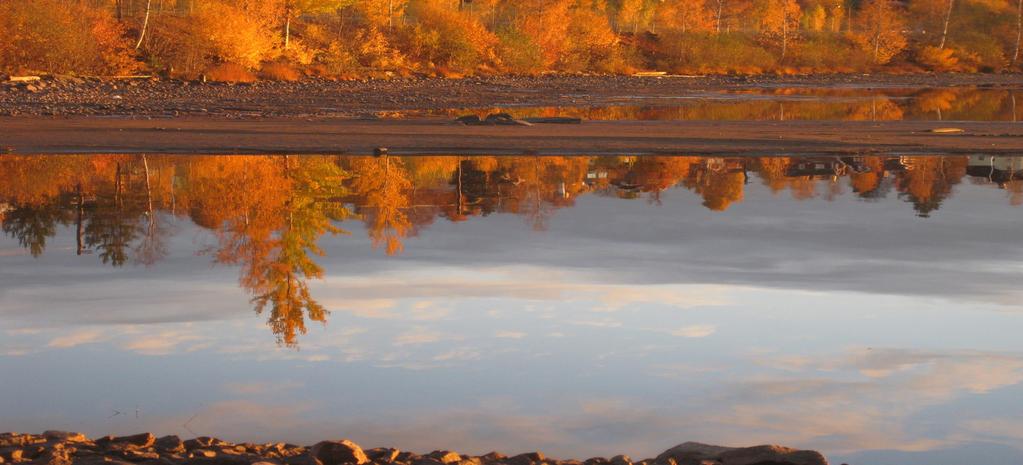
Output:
[[431, 87, 1023, 121], [1, 154, 1022, 465]]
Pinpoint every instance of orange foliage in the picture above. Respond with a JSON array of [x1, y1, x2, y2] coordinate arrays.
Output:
[[260, 62, 301, 81]]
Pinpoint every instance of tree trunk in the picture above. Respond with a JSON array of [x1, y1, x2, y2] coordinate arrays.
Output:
[[716, 0, 724, 34], [283, 0, 292, 50], [284, 15, 291, 49], [1014, 0, 1022, 64], [116, 0, 123, 21], [939, 0, 954, 49], [134, 0, 152, 50], [781, 1, 789, 60]]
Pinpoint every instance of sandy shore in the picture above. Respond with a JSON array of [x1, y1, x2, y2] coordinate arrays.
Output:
[[2, 117, 1022, 155]]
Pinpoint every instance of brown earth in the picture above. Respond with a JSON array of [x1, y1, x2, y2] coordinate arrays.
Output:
[[2, 117, 1022, 156]]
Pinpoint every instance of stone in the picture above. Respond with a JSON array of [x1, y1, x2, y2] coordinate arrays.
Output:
[[412, 457, 444, 465], [154, 436, 185, 454], [193, 450, 218, 458], [655, 443, 827, 465], [1, 434, 44, 448], [41, 432, 87, 443], [4, 449, 24, 462], [427, 451, 462, 464], [30, 443, 73, 465], [504, 453, 544, 465], [97, 433, 156, 450], [717, 445, 827, 465], [365, 448, 400, 463], [583, 458, 607, 465], [185, 438, 228, 450], [308, 440, 369, 465], [655, 443, 733, 465], [610, 456, 631, 465], [123, 450, 161, 461]]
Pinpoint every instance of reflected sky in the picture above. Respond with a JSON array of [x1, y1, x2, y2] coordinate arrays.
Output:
[[1, 154, 1023, 465]]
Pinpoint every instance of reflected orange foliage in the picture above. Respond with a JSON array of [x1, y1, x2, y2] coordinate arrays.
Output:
[[3, 153, 1020, 345]]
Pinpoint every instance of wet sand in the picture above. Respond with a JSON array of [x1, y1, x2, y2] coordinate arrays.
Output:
[[2, 117, 1023, 155]]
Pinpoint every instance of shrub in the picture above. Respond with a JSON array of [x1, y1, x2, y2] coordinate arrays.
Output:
[[656, 32, 777, 74], [196, 0, 278, 69], [400, 4, 498, 74], [206, 62, 257, 83], [793, 34, 869, 72], [260, 62, 301, 81], [496, 29, 545, 74], [916, 45, 960, 71]]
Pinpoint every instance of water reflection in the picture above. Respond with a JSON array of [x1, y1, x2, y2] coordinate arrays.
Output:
[[430, 87, 1023, 121], [1, 154, 1021, 346], [2, 154, 1023, 464]]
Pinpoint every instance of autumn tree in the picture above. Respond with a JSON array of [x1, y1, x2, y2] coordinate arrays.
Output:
[[852, 0, 908, 64], [755, 0, 802, 59]]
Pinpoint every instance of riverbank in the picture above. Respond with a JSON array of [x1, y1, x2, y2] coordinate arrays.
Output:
[[0, 432, 828, 465], [2, 73, 1022, 118], [3, 117, 1023, 155]]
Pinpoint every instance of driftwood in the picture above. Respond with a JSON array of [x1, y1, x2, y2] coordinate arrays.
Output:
[[7, 76, 41, 83], [455, 113, 534, 126]]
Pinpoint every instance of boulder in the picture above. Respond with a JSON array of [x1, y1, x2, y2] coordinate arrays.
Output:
[[97, 433, 155, 450], [29, 443, 73, 465], [656, 443, 733, 465], [610, 456, 631, 465], [185, 437, 228, 450], [1, 434, 44, 448], [366, 448, 401, 463], [154, 436, 185, 454], [308, 440, 369, 465], [428, 451, 462, 464], [41, 432, 87, 443], [504, 452, 544, 465], [479, 452, 506, 463], [655, 443, 827, 465], [718, 445, 827, 465]]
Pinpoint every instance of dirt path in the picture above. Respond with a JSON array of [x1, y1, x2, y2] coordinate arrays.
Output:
[[3, 117, 1022, 155]]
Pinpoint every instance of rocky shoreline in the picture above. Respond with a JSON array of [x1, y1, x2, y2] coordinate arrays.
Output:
[[1, 72, 1021, 118], [0, 432, 830, 465]]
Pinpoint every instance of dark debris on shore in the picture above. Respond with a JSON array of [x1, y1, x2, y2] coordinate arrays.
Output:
[[0, 432, 831, 465]]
